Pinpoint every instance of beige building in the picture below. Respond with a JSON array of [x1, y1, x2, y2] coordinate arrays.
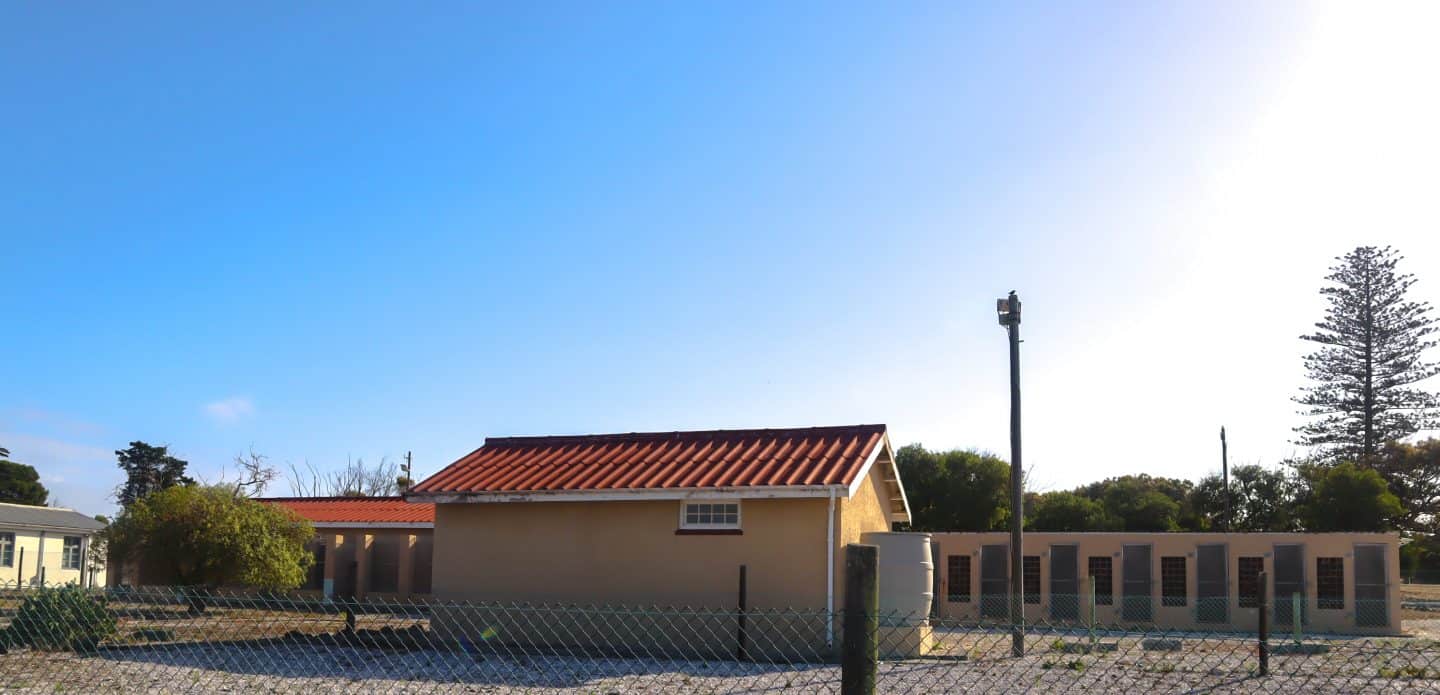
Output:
[[406, 424, 910, 653], [0, 502, 106, 588], [257, 497, 435, 599], [931, 532, 1401, 634]]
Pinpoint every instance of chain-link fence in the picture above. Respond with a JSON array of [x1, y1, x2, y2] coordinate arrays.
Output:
[[0, 584, 1436, 693]]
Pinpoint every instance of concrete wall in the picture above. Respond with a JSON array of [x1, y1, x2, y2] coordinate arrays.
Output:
[[315, 527, 433, 599], [1, 527, 104, 588], [931, 532, 1402, 634]]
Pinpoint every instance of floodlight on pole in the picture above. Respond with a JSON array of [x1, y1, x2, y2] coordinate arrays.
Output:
[[997, 290, 1023, 657]]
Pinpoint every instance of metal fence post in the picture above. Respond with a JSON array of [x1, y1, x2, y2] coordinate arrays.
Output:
[[1257, 570, 1268, 676], [1088, 575, 1097, 646], [737, 565, 748, 662], [1292, 592, 1301, 646], [842, 544, 878, 695]]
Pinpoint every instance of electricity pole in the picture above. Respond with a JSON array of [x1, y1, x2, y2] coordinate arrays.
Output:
[[997, 291, 1024, 657], [1220, 427, 1230, 532]]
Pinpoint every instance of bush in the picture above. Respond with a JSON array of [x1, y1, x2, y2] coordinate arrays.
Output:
[[2, 585, 117, 652]]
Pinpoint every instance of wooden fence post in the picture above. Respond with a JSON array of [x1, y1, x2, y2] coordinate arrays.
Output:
[[842, 544, 878, 695]]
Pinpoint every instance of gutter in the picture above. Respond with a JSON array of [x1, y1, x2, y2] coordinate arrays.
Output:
[[826, 486, 836, 650]]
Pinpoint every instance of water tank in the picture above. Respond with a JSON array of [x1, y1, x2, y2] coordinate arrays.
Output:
[[860, 532, 933, 626]]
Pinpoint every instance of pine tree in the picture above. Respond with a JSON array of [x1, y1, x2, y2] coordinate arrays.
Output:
[[1295, 246, 1440, 461], [115, 441, 196, 508]]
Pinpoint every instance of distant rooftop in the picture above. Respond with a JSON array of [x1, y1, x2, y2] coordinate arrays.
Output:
[[0, 502, 106, 533]]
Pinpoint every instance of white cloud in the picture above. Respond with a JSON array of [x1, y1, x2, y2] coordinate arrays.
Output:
[[203, 397, 256, 424]]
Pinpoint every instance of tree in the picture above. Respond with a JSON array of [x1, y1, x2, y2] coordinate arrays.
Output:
[[1190, 464, 1299, 532], [106, 485, 313, 595], [0, 459, 49, 506], [287, 456, 404, 497], [1299, 462, 1405, 532], [115, 442, 194, 507], [1295, 246, 1440, 461], [1028, 492, 1107, 531], [86, 515, 108, 587], [1372, 438, 1440, 533], [1077, 475, 1196, 531], [222, 448, 279, 498], [895, 445, 1011, 532]]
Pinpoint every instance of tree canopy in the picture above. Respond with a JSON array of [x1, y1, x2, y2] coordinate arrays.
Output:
[[1295, 245, 1439, 460], [115, 441, 195, 508], [0, 459, 49, 506], [1299, 462, 1405, 532], [896, 445, 1011, 532], [1190, 464, 1299, 532], [1027, 492, 1107, 532], [106, 485, 314, 589]]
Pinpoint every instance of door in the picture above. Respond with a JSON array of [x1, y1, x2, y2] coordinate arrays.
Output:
[[1273, 544, 1305, 627], [1196, 544, 1228, 623], [1355, 544, 1388, 627], [1122, 544, 1153, 622], [1049, 545, 1079, 621], [980, 544, 1009, 619]]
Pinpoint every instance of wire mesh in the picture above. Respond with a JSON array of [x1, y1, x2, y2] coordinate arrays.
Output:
[[0, 585, 1434, 692]]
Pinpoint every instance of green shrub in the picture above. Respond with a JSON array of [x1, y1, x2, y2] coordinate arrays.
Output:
[[2, 586, 117, 652]]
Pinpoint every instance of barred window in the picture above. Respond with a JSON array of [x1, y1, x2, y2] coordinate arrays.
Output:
[[62, 536, 82, 570], [0, 532, 12, 568], [680, 502, 740, 530], [1317, 557, 1344, 610], [947, 555, 971, 602], [1089, 556, 1114, 605], [1239, 557, 1264, 608], [1161, 556, 1187, 607], [1023, 556, 1040, 604]]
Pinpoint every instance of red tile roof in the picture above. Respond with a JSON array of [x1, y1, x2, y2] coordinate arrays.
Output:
[[260, 497, 434, 525], [410, 424, 888, 495]]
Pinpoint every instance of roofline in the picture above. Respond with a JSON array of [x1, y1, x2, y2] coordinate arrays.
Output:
[[257, 496, 414, 503], [844, 432, 911, 524], [0, 521, 105, 535], [310, 521, 434, 529], [479, 424, 888, 448], [405, 484, 851, 504]]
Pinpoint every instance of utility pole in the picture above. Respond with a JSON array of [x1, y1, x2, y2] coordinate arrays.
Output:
[[401, 451, 413, 492], [1220, 427, 1230, 532], [996, 290, 1024, 657]]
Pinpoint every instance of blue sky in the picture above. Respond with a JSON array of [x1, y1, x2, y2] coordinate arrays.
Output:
[[4, 2, 1439, 515]]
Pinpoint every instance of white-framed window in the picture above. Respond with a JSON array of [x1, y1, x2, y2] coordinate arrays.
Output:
[[0, 532, 13, 568], [679, 501, 741, 530], [61, 536, 82, 570]]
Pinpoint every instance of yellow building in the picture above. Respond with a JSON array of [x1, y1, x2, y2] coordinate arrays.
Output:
[[0, 502, 106, 588], [406, 424, 910, 654]]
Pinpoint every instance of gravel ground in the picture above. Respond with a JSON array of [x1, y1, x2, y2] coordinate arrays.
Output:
[[1, 637, 1437, 694]]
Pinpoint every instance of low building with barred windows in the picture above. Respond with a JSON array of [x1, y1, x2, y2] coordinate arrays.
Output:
[[930, 531, 1401, 634]]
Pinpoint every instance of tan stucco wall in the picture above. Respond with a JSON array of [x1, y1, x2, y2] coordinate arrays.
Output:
[[2, 527, 103, 588], [433, 498, 829, 610], [834, 457, 897, 611], [931, 532, 1402, 634]]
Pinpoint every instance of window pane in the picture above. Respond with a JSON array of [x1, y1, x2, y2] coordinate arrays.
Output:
[[1161, 556, 1187, 607], [947, 555, 971, 602], [1317, 557, 1344, 610], [1023, 556, 1040, 604], [1238, 557, 1264, 608], [1089, 557, 1114, 605]]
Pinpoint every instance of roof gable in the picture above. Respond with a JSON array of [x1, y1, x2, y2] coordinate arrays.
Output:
[[410, 424, 890, 499]]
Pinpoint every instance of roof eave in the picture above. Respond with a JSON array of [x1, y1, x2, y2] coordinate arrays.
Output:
[[405, 484, 848, 504]]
